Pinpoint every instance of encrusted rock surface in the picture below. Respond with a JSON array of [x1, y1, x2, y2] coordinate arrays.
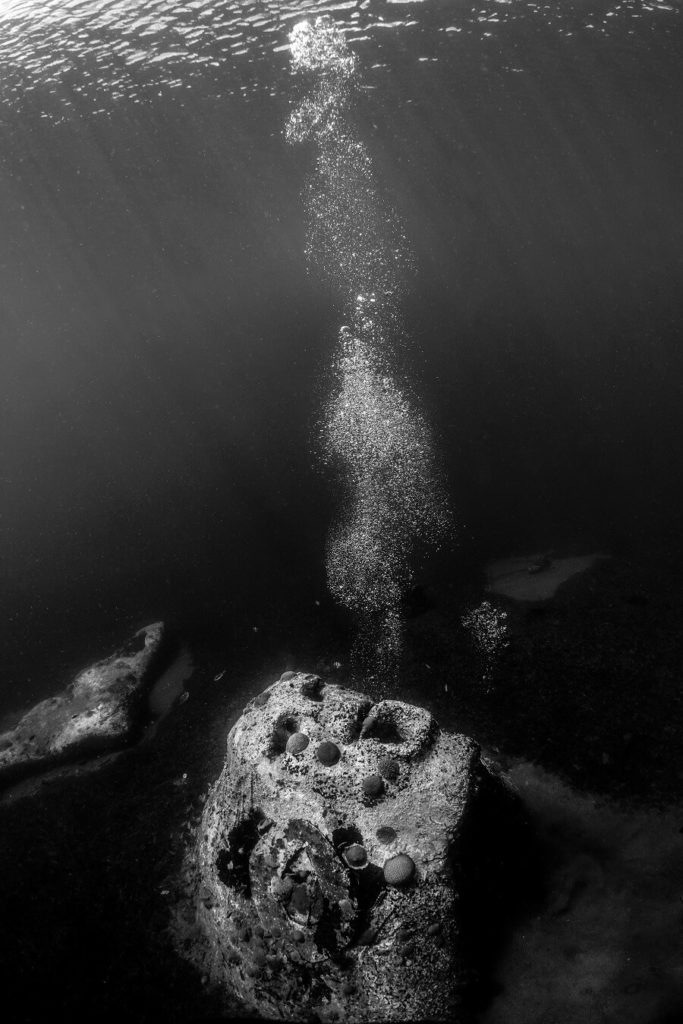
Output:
[[0, 623, 165, 786], [178, 671, 507, 1022]]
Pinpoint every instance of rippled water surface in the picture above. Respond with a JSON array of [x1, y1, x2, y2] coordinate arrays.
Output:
[[0, 0, 679, 113]]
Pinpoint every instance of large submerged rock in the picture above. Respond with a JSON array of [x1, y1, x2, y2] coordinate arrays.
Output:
[[179, 671, 510, 1022], [0, 622, 165, 786]]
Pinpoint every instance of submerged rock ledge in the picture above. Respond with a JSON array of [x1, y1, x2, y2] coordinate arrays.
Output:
[[0, 622, 165, 787], [176, 670, 517, 1022]]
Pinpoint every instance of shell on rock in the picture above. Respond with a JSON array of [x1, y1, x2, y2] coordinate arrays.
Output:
[[316, 740, 341, 766], [286, 732, 310, 755]]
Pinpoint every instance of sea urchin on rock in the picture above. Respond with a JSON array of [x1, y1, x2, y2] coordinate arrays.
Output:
[[383, 853, 415, 886], [378, 756, 400, 781], [363, 774, 384, 798]]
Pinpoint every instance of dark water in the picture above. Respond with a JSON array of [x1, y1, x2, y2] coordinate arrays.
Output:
[[1, 0, 682, 716]]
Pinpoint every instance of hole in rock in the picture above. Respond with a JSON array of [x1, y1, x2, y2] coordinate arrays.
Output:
[[332, 825, 364, 854], [269, 714, 301, 756], [362, 715, 404, 745]]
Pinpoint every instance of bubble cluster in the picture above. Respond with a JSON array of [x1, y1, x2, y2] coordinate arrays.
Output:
[[287, 28, 410, 306], [323, 318, 450, 618], [288, 18, 452, 681], [461, 600, 509, 686], [289, 18, 357, 80]]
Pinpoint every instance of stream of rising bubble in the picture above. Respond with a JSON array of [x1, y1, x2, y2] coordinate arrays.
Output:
[[287, 18, 452, 685]]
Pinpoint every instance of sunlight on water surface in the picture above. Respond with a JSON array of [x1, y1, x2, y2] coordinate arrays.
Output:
[[0, 0, 677, 117]]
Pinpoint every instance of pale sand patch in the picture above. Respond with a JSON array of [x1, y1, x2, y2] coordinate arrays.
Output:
[[486, 552, 610, 601], [148, 644, 194, 721]]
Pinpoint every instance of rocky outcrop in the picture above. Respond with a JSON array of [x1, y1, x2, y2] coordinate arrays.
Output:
[[0, 623, 165, 786], [178, 671, 510, 1022]]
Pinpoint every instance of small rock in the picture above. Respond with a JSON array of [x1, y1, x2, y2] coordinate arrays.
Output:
[[301, 675, 324, 699]]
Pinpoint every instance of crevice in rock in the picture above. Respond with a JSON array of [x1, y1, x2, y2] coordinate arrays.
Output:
[[331, 825, 363, 853], [349, 700, 374, 741], [346, 863, 385, 946], [216, 810, 264, 898]]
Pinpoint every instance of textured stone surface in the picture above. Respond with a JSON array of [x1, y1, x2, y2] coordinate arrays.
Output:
[[0, 623, 165, 786], [178, 671, 500, 1022]]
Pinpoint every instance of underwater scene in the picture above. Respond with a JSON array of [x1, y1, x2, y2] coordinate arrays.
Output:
[[0, 1, 682, 1022]]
